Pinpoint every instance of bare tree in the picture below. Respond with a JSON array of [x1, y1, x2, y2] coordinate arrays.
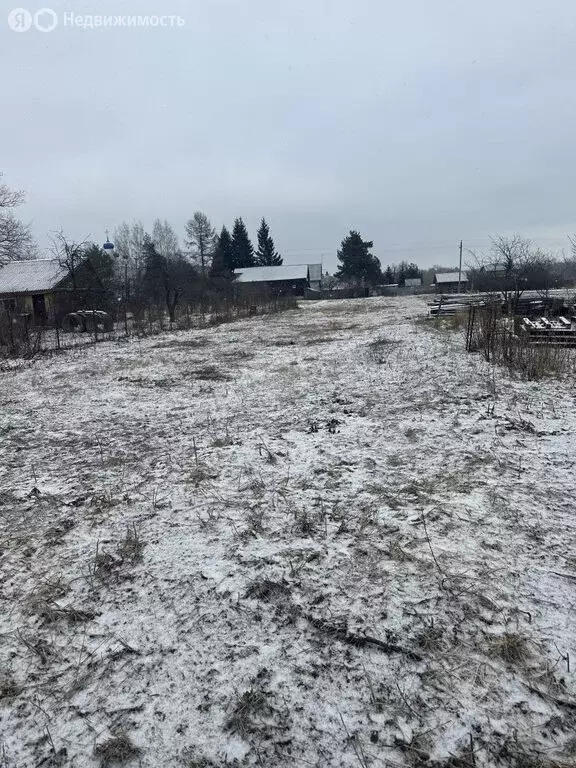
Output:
[[49, 230, 89, 292], [467, 234, 559, 305], [152, 219, 180, 261], [567, 235, 576, 266], [114, 220, 146, 296], [114, 221, 146, 274], [558, 240, 576, 287], [0, 172, 36, 265], [185, 212, 216, 278]]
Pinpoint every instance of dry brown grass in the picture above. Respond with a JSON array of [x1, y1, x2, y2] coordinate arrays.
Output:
[[368, 337, 401, 363], [94, 733, 141, 765], [0, 676, 20, 700], [152, 337, 209, 350], [192, 364, 231, 381], [489, 632, 530, 664], [117, 524, 145, 564], [225, 680, 272, 736]]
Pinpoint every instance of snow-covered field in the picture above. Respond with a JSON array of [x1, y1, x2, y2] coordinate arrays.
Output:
[[1, 296, 576, 768]]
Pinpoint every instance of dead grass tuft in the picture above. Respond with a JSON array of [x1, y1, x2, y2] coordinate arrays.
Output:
[[211, 434, 237, 448], [181, 750, 222, 768], [0, 676, 20, 701], [387, 541, 414, 562], [193, 364, 231, 381], [369, 337, 401, 363], [414, 623, 446, 652], [225, 672, 274, 736], [394, 734, 432, 766], [34, 603, 95, 625], [220, 349, 254, 360], [152, 337, 209, 350], [490, 632, 530, 664], [293, 507, 318, 536], [117, 524, 145, 564], [188, 464, 218, 485], [27, 576, 69, 609], [94, 734, 141, 765], [304, 335, 337, 345], [245, 579, 291, 603], [244, 506, 266, 536], [404, 427, 422, 443]]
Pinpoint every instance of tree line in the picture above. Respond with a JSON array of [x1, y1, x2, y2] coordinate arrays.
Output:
[[115, 214, 282, 279], [336, 230, 576, 291], [4, 171, 576, 297]]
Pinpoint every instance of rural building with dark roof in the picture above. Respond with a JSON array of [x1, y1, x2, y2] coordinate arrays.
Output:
[[433, 271, 468, 293], [233, 264, 311, 296], [0, 258, 103, 325]]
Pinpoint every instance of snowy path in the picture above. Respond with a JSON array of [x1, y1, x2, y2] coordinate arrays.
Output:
[[1, 296, 575, 767]]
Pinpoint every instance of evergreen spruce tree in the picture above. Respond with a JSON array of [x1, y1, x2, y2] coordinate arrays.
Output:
[[211, 226, 234, 277], [335, 231, 382, 286], [255, 218, 282, 266], [142, 235, 168, 304], [230, 218, 255, 269]]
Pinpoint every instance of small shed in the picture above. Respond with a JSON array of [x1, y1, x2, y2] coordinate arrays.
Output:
[[234, 265, 310, 296], [433, 271, 468, 293], [0, 258, 103, 325]]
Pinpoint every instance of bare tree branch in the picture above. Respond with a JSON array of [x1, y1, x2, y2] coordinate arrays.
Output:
[[49, 230, 90, 292], [0, 172, 36, 265]]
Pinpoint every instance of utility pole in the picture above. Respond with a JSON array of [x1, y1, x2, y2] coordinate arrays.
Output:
[[458, 239, 463, 294]]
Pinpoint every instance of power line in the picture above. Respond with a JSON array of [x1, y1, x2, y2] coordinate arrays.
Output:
[[283, 236, 572, 257]]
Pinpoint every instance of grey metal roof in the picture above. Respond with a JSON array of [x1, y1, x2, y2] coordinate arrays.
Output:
[[0, 259, 70, 294], [234, 265, 309, 283], [435, 272, 468, 283]]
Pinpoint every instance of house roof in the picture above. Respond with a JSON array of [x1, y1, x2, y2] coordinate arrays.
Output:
[[0, 259, 70, 295], [435, 272, 468, 283], [234, 265, 309, 283]]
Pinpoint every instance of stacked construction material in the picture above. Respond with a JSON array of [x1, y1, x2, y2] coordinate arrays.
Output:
[[428, 294, 494, 317], [519, 316, 576, 346]]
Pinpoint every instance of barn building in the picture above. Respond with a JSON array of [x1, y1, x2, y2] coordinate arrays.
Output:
[[433, 271, 468, 294], [233, 265, 311, 296], [0, 259, 104, 325]]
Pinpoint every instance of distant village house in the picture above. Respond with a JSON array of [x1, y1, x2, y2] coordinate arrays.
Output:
[[433, 271, 468, 293], [0, 258, 104, 326], [233, 264, 322, 296]]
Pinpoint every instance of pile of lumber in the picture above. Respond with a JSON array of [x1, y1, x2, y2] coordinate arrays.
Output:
[[428, 294, 495, 317], [519, 316, 576, 346]]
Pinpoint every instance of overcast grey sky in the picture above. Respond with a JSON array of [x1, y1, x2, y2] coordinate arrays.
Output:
[[2, 0, 576, 270]]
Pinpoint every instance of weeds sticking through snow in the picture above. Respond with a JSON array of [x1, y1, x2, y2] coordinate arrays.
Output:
[[0, 677, 19, 701], [117, 524, 145, 564], [94, 734, 141, 766], [490, 632, 531, 665]]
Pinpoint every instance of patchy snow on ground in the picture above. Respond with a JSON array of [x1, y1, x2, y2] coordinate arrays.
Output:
[[1, 296, 576, 768]]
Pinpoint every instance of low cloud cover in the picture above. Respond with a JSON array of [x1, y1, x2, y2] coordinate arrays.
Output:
[[2, 0, 575, 270]]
